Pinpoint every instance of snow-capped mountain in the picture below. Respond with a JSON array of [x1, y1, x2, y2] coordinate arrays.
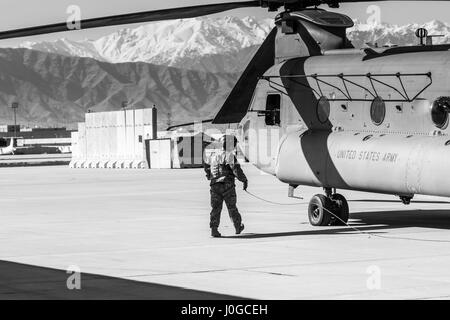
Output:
[[19, 16, 273, 71], [17, 17, 450, 72], [348, 20, 450, 48]]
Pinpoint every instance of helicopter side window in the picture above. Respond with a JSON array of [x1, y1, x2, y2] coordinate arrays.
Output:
[[265, 94, 281, 126], [431, 97, 450, 129], [317, 96, 331, 123], [370, 97, 386, 126]]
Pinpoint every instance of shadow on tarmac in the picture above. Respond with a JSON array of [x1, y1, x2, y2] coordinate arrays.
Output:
[[349, 199, 450, 204], [0, 260, 243, 300], [226, 209, 450, 239]]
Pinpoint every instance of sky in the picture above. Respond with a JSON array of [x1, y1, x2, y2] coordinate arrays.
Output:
[[0, 0, 449, 47]]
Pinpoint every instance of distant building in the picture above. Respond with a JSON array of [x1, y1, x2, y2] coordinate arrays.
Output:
[[0, 126, 73, 155], [0, 126, 73, 138], [0, 125, 20, 133], [70, 108, 155, 169]]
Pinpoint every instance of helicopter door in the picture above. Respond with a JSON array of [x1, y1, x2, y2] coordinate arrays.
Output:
[[254, 92, 282, 174], [242, 88, 284, 174]]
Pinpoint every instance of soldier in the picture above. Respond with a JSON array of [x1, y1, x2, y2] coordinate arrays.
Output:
[[204, 134, 248, 238]]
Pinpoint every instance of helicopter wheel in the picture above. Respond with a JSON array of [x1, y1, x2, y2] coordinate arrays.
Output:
[[330, 193, 349, 226], [308, 194, 333, 226]]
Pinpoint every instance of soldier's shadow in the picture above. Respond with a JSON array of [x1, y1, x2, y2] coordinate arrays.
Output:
[[223, 209, 450, 239]]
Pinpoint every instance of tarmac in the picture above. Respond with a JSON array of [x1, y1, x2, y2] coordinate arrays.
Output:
[[1, 164, 450, 299]]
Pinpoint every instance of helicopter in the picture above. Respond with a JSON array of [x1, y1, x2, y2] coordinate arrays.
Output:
[[1, 0, 450, 227]]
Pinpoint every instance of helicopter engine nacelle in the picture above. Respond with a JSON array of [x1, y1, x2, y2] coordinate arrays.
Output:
[[274, 9, 354, 63]]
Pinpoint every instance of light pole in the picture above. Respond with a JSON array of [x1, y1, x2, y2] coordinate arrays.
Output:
[[122, 101, 128, 122], [11, 102, 19, 137], [152, 104, 157, 140], [122, 101, 128, 156]]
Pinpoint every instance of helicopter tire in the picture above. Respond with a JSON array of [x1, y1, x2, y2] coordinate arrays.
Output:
[[308, 194, 332, 226], [330, 193, 349, 226]]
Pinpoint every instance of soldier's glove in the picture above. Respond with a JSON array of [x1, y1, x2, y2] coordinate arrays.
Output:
[[243, 180, 248, 191]]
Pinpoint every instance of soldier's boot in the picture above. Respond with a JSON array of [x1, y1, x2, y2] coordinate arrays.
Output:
[[211, 227, 222, 238], [235, 223, 245, 235]]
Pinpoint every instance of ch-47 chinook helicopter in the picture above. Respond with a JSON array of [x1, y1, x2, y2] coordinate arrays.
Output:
[[1, 0, 450, 227]]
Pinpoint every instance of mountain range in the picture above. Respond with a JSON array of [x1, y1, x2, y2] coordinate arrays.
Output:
[[0, 48, 238, 127], [17, 17, 450, 71], [1, 16, 449, 127], [348, 19, 450, 48], [19, 16, 273, 74]]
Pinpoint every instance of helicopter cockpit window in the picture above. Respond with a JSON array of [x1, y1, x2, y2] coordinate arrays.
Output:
[[431, 97, 450, 129], [370, 97, 386, 126], [265, 94, 281, 126], [281, 20, 296, 34]]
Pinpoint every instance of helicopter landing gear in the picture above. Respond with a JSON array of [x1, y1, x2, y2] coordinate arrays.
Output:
[[330, 193, 349, 226], [307, 188, 349, 226], [308, 194, 332, 226]]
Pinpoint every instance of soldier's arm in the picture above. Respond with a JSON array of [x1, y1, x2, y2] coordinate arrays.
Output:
[[204, 163, 212, 180], [230, 155, 247, 183], [203, 153, 211, 180]]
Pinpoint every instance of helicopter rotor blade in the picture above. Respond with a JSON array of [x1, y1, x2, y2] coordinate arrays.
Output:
[[0, 1, 260, 40], [263, 0, 450, 6], [213, 26, 277, 124], [3, 0, 450, 40]]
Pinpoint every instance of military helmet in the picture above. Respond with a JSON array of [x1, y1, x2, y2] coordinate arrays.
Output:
[[219, 134, 238, 151]]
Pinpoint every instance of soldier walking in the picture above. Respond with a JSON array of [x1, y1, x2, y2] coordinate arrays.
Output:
[[204, 135, 248, 237]]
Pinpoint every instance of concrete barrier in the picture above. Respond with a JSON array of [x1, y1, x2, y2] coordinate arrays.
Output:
[[71, 108, 154, 169], [70, 108, 219, 170]]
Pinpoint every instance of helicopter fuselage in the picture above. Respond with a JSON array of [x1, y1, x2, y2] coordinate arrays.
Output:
[[240, 47, 450, 199]]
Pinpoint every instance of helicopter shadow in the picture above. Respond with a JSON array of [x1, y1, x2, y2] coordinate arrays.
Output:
[[225, 209, 450, 239]]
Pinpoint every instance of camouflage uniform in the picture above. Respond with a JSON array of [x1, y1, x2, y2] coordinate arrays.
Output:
[[204, 150, 247, 230]]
